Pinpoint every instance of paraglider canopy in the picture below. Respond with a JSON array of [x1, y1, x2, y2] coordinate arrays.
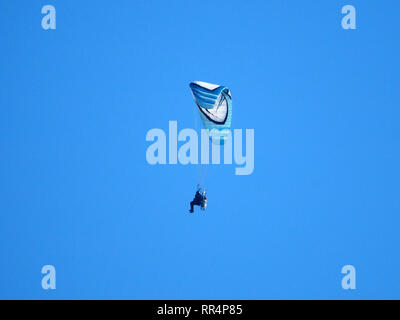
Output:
[[189, 81, 232, 145]]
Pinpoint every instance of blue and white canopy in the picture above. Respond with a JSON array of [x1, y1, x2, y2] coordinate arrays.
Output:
[[189, 81, 232, 144]]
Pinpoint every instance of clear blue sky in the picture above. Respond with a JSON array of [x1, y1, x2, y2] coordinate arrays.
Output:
[[1, 1, 399, 299]]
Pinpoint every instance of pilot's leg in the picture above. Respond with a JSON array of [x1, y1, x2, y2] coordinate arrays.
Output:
[[190, 201, 194, 213]]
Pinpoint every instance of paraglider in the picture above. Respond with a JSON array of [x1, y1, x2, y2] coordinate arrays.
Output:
[[189, 185, 207, 213], [188, 81, 232, 213]]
